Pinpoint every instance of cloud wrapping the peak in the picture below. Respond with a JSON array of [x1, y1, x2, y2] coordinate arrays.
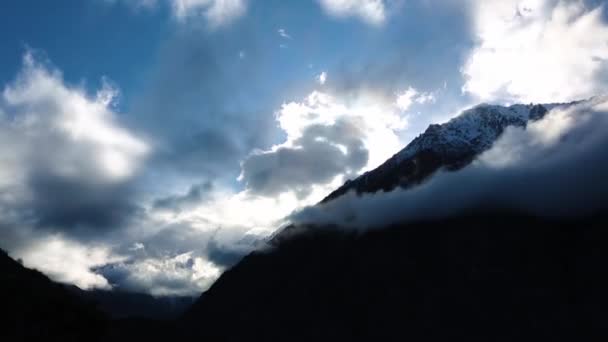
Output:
[[292, 97, 608, 229]]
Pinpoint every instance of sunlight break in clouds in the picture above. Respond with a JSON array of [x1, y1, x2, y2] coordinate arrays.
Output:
[[464, 0, 608, 103], [239, 90, 407, 198], [395, 87, 436, 111], [318, 0, 387, 25], [13, 235, 123, 290]]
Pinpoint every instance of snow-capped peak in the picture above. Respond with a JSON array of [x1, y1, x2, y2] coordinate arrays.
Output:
[[322, 101, 576, 203], [393, 103, 552, 163]]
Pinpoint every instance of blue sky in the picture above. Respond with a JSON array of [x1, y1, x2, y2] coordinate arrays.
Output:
[[0, 1, 169, 100], [1, 0, 607, 296]]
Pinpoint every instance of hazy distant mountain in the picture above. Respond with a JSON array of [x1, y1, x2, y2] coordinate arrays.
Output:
[[323, 102, 557, 202]]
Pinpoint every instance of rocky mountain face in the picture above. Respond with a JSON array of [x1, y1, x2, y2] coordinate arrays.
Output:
[[323, 103, 550, 202]]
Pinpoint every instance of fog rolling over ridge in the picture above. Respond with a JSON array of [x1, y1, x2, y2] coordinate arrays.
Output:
[[292, 96, 608, 230]]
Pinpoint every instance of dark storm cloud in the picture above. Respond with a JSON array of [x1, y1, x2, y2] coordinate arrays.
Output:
[[0, 53, 148, 241], [26, 172, 141, 234], [126, 222, 262, 266], [240, 118, 368, 197], [292, 97, 608, 229], [153, 181, 213, 212]]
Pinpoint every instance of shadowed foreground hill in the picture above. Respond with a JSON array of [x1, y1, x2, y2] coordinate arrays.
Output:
[[0, 249, 183, 342], [183, 213, 608, 341], [0, 249, 107, 341]]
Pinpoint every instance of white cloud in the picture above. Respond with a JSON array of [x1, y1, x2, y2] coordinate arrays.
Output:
[[0, 52, 149, 288], [13, 234, 123, 290], [463, 0, 608, 103], [104, 0, 247, 27], [278, 28, 292, 39], [277, 90, 407, 169], [132, 90, 412, 294], [1, 52, 149, 184], [104, 252, 221, 296], [318, 0, 386, 25], [237, 90, 407, 200], [172, 0, 247, 27], [395, 87, 436, 111], [317, 71, 327, 85]]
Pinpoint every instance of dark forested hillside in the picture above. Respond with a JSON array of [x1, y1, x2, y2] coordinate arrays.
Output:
[[183, 213, 608, 341], [0, 249, 107, 341]]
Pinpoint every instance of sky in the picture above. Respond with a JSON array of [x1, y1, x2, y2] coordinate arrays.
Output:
[[0, 0, 607, 296]]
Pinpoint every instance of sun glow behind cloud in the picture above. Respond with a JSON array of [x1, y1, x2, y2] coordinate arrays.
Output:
[[463, 0, 608, 103]]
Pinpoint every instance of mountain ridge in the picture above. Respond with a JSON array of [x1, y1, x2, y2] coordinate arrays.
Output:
[[322, 101, 574, 203]]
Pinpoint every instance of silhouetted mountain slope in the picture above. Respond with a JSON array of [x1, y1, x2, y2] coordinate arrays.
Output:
[[0, 249, 108, 341], [323, 103, 552, 202], [0, 249, 190, 341], [71, 288, 195, 320], [183, 213, 608, 341]]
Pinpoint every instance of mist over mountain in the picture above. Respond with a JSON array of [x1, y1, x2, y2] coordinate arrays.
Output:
[[179, 96, 608, 341], [293, 96, 608, 230], [322, 102, 553, 202]]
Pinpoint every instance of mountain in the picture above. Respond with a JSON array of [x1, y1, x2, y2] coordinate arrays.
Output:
[[323, 103, 552, 202], [0, 249, 108, 341], [0, 249, 186, 341], [180, 99, 608, 341], [71, 288, 195, 320], [183, 213, 608, 341], [4, 99, 605, 341]]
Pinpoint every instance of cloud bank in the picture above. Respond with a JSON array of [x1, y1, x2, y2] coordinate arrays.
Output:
[[0, 52, 150, 289], [0, 53, 148, 236]]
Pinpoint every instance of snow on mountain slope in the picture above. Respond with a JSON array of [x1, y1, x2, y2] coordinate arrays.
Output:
[[322, 101, 573, 203]]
